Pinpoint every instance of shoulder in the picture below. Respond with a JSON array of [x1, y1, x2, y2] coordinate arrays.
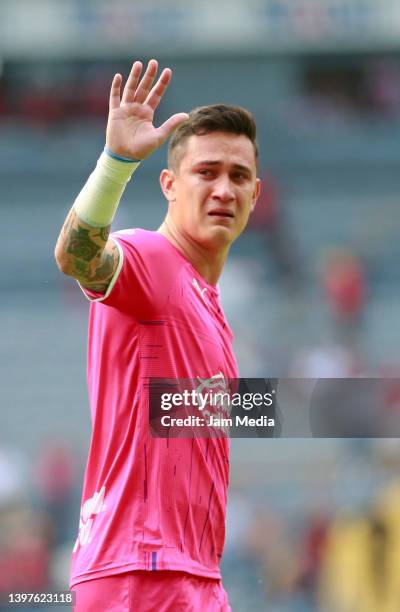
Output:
[[111, 228, 171, 255], [111, 229, 186, 273], [87, 230, 180, 314], [107, 228, 189, 299]]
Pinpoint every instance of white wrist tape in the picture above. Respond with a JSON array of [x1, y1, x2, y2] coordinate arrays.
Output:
[[73, 151, 140, 227]]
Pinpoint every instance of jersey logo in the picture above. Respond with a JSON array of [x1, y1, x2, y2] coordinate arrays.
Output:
[[195, 372, 232, 427], [73, 486, 106, 553], [192, 278, 208, 303], [196, 371, 226, 393]]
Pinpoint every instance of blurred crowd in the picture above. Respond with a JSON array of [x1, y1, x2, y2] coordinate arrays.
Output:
[[223, 441, 400, 612], [0, 442, 80, 610], [0, 66, 109, 128], [1, 57, 400, 129]]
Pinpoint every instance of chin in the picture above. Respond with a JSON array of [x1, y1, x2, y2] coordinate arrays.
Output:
[[198, 227, 235, 249]]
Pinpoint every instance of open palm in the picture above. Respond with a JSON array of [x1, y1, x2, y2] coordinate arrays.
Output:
[[106, 59, 189, 161]]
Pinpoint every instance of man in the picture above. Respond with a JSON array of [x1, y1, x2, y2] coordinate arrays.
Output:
[[55, 59, 261, 611]]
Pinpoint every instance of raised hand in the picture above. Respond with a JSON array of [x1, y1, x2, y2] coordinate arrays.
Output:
[[106, 59, 189, 161]]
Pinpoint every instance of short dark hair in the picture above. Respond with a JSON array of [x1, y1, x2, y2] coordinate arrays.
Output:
[[168, 104, 258, 172]]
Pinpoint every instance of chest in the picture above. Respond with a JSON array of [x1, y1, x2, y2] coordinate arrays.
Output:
[[139, 272, 238, 379]]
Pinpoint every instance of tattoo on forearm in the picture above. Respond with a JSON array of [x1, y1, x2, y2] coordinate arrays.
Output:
[[73, 259, 90, 277], [96, 226, 110, 242], [66, 226, 101, 261], [93, 251, 115, 280], [57, 208, 116, 291], [73, 242, 118, 291]]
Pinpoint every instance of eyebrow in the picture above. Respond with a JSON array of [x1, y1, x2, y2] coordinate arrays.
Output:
[[192, 160, 252, 174]]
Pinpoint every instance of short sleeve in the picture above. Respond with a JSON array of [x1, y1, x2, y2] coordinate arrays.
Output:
[[78, 229, 179, 319]]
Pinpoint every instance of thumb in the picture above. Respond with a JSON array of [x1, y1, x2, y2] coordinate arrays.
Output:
[[156, 113, 189, 144]]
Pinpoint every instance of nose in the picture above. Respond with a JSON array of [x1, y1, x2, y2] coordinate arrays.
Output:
[[211, 176, 235, 203]]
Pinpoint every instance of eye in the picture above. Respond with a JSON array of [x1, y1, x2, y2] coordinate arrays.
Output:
[[198, 169, 217, 181]]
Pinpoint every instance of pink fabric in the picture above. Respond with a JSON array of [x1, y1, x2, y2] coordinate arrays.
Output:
[[71, 230, 238, 588], [72, 570, 231, 612]]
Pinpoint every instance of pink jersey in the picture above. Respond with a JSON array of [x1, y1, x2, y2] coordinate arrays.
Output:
[[70, 229, 238, 588]]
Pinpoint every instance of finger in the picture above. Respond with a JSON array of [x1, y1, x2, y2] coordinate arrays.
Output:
[[156, 113, 189, 144], [109, 73, 122, 110], [134, 59, 159, 104], [121, 61, 143, 105], [145, 68, 172, 111]]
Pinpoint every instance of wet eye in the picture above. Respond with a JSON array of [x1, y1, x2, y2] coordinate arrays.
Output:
[[199, 169, 212, 176]]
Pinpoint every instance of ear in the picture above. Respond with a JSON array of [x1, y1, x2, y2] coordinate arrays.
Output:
[[250, 178, 262, 213], [159, 169, 177, 203]]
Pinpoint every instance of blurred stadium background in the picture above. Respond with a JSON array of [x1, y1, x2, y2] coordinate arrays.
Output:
[[1, 1, 400, 610]]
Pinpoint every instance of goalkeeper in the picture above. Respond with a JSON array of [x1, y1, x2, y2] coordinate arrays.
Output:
[[55, 59, 261, 611]]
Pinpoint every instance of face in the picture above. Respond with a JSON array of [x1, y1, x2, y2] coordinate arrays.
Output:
[[160, 132, 261, 251]]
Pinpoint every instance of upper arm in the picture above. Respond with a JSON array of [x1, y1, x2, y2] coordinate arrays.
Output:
[[79, 238, 121, 294]]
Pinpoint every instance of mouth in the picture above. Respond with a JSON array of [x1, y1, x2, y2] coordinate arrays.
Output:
[[207, 210, 235, 219]]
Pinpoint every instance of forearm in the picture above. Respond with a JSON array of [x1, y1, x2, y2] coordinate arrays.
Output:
[[55, 150, 139, 291], [55, 208, 118, 292]]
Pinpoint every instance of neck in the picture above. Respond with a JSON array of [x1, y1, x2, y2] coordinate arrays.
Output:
[[157, 218, 229, 286]]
